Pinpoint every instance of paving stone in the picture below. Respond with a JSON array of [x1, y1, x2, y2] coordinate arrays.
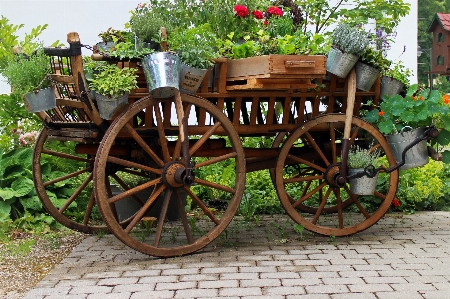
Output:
[[219, 287, 262, 296], [87, 293, 132, 299], [130, 290, 174, 299]]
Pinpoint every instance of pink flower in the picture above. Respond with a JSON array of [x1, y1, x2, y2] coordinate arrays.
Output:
[[19, 131, 38, 146], [234, 5, 249, 18], [252, 10, 264, 19], [267, 6, 283, 17]]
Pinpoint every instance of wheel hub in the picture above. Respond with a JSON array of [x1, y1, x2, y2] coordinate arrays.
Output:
[[324, 163, 346, 188], [161, 161, 194, 188]]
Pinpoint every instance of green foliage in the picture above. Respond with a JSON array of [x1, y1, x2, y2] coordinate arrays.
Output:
[[365, 84, 443, 135], [130, 15, 171, 42], [89, 64, 138, 96], [359, 47, 390, 71], [98, 27, 129, 43], [109, 41, 154, 60], [382, 61, 411, 87], [347, 145, 381, 169], [0, 16, 48, 73], [2, 48, 51, 96], [331, 23, 369, 56], [168, 24, 219, 69]]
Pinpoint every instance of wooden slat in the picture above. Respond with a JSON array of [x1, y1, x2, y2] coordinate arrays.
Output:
[[266, 97, 276, 125], [250, 97, 258, 125], [282, 97, 292, 125], [233, 97, 242, 126]]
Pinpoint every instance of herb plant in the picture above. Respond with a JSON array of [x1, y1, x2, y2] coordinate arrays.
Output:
[[347, 145, 380, 169], [331, 23, 369, 56], [89, 64, 138, 97]]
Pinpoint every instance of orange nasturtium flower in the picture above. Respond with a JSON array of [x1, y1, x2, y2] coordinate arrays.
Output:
[[419, 95, 424, 101], [443, 94, 450, 105], [392, 198, 401, 207], [378, 111, 385, 117], [412, 95, 417, 101]]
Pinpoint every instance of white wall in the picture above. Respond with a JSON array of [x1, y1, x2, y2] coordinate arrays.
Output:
[[0, 0, 418, 94]]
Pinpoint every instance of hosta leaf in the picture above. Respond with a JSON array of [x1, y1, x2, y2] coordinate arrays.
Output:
[[0, 201, 11, 220], [19, 196, 42, 211], [12, 177, 34, 197], [0, 188, 15, 200]]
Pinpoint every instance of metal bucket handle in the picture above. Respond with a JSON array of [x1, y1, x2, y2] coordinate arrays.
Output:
[[399, 126, 413, 136]]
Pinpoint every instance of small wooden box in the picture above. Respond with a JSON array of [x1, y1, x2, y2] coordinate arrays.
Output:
[[226, 55, 327, 80]]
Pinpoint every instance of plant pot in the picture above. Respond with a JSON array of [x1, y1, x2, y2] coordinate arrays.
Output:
[[142, 52, 181, 98], [380, 76, 404, 99], [385, 127, 428, 170], [326, 47, 359, 78], [94, 92, 129, 120], [348, 168, 378, 195], [23, 86, 56, 112], [355, 61, 380, 91], [179, 63, 209, 94], [96, 41, 116, 53], [135, 36, 160, 51]]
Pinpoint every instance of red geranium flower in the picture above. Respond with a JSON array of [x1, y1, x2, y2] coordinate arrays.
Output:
[[267, 6, 283, 16], [264, 20, 268, 25], [234, 5, 249, 18], [252, 10, 264, 19], [392, 199, 401, 207]]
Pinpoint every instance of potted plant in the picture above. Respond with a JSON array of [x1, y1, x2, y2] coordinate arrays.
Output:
[[89, 64, 138, 120], [129, 12, 172, 51], [380, 60, 411, 98], [355, 46, 389, 91], [96, 27, 130, 53], [364, 84, 448, 169], [2, 48, 55, 112], [168, 23, 220, 93], [347, 145, 381, 195], [326, 23, 369, 78]]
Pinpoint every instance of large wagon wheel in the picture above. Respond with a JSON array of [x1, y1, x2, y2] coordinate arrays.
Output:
[[275, 114, 399, 236], [94, 94, 245, 257], [33, 127, 106, 234]]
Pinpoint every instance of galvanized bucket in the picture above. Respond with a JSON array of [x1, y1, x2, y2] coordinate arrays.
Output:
[[385, 127, 428, 170], [24, 86, 56, 112], [134, 36, 160, 51], [380, 76, 404, 99], [95, 92, 129, 120], [355, 61, 380, 91], [142, 52, 181, 98], [179, 63, 208, 94], [326, 47, 359, 78], [96, 41, 116, 53], [348, 168, 378, 195]]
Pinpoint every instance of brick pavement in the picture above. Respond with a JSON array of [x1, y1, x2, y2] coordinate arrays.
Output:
[[20, 212, 450, 299]]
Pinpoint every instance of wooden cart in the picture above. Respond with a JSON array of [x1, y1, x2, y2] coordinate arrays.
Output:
[[33, 32, 402, 257]]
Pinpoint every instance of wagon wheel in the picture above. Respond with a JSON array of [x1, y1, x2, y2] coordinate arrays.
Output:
[[270, 130, 349, 214], [275, 114, 399, 236], [33, 127, 107, 234], [94, 94, 245, 257]]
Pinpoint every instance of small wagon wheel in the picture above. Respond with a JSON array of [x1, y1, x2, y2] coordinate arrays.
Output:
[[275, 114, 399, 236], [94, 93, 245, 257], [33, 127, 107, 233]]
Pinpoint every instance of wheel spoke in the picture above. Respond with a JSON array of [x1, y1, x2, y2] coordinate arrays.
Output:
[[194, 153, 237, 169], [189, 122, 222, 156], [106, 156, 162, 175], [108, 177, 161, 204], [304, 132, 330, 166], [42, 149, 90, 163], [330, 123, 337, 164], [284, 175, 323, 184], [111, 173, 145, 206], [184, 186, 220, 225], [311, 187, 333, 224], [286, 154, 326, 173], [153, 104, 171, 163], [292, 181, 328, 208], [83, 192, 96, 225], [194, 178, 236, 194], [124, 184, 166, 234], [43, 167, 91, 187], [173, 103, 192, 161], [60, 173, 93, 213], [334, 189, 344, 229], [154, 189, 172, 247], [176, 189, 193, 244], [123, 123, 165, 167]]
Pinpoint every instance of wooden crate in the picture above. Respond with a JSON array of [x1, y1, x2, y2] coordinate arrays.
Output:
[[226, 55, 327, 80]]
